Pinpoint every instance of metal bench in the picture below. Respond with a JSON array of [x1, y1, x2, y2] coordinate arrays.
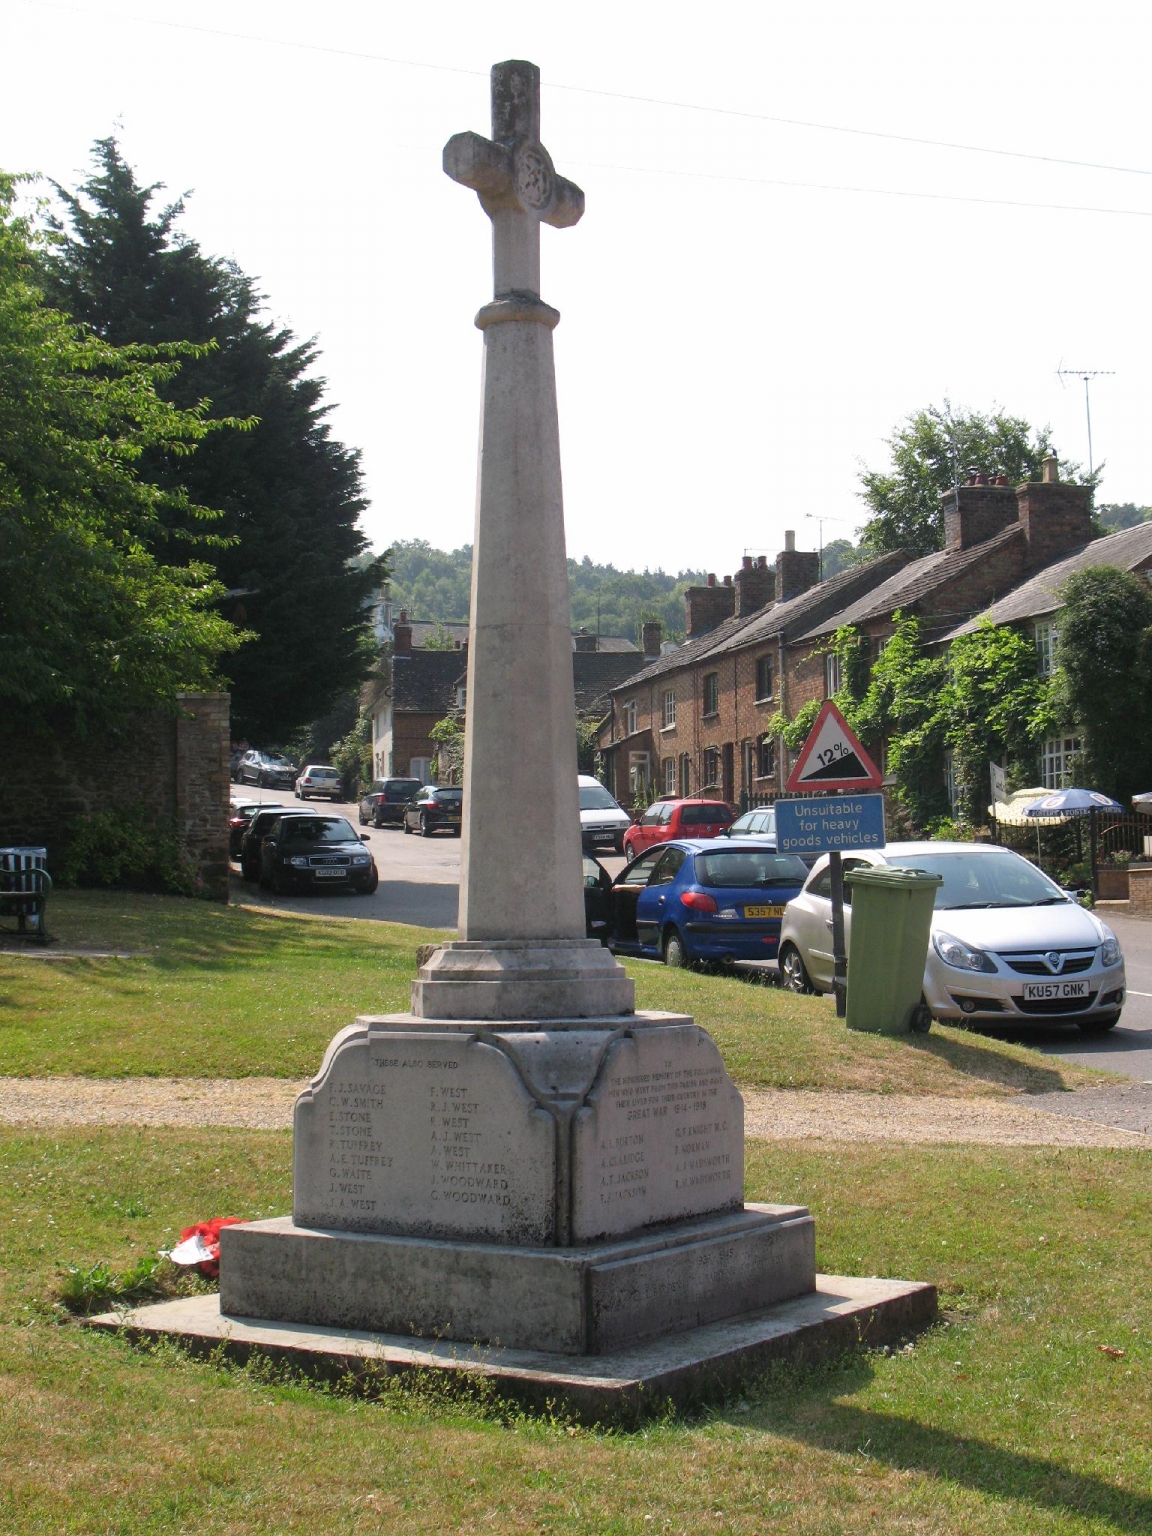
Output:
[[0, 848, 52, 945]]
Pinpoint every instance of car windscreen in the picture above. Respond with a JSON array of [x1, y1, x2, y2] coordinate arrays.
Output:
[[384, 781, 422, 800], [310, 768, 339, 779], [281, 818, 358, 844], [579, 785, 622, 812], [694, 850, 808, 888], [681, 804, 731, 826], [884, 851, 1068, 909]]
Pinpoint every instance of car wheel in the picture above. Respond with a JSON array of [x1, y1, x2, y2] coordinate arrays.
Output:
[[270, 865, 291, 896], [1077, 1014, 1120, 1034], [357, 806, 366, 825], [294, 788, 301, 799], [355, 867, 379, 896], [910, 999, 933, 1034], [421, 815, 433, 837], [403, 818, 412, 835], [779, 943, 814, 994], [241, 858, 258, 883], [663, 929, 691, 969]]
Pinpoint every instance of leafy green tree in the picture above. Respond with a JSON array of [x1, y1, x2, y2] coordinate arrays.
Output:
[[820, 538, 864, 579], [1052, 567, 1152, 803], [42, 139, 383, 741], [858, 403, 1078, 558], [0, 172, 242, 731], [1095, 502, 1152, 533]]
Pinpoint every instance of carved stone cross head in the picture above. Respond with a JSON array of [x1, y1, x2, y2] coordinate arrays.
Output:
[[444, 60, 584, 301]]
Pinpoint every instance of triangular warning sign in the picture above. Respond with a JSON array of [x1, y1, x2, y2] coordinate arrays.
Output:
[[785, 699, 883, 793]]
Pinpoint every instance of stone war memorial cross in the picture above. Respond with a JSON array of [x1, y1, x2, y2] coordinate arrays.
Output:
[[95, 62, 936, 1415]]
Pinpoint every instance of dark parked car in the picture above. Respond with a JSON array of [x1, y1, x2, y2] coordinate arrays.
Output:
[[227, 800, 265, 859], [238, 750, 297, 789], [359, 777, 424, 828], [621, 798, 734, 860], [258, 814, 379, 896], [591, 838, 808, 967], [402, 785, 463, 837], [238, 807, 313, 880]]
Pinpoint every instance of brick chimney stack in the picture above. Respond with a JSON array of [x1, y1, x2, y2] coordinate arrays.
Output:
[[641, 620, 663, 658], [573, 627, 597, 652], [1016, 457, 1093, 569], [393, 610, 412, 655], [734, 554, 775, 618], [775, 531, 821, 603], [684, 572, 736, 637], [942, 469, 1019, 552]]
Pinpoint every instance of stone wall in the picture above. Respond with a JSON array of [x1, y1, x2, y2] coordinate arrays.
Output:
[[1127, 866, 1152, 918], [0, 692, 231, 902]]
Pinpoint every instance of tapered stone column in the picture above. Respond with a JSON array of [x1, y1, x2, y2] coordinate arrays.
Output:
[[411, 60, 633, 1020]]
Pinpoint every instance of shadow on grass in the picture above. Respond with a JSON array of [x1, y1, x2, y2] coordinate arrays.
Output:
[[903, 1028, 1072, 1095], [735, 1375, 1152, 1532]]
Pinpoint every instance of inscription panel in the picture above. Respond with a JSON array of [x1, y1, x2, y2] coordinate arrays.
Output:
[[570, 1025, 744, 1241], [294, 1027, 555, 1242]]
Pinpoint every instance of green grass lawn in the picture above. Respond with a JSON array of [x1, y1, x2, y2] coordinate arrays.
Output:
[[0, 1127, 1148, 1535], [0, 891, 1105, 1093]]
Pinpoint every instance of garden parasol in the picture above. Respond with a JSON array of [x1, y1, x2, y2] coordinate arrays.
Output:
[[1024, 789, 1124, 893]]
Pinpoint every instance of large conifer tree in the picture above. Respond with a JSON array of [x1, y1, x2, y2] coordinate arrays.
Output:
[[44, 139, 383, 742]]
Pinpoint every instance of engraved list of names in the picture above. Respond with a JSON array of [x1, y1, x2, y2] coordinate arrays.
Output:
[[293, 1029, 556, 1242], [569, 1025, 744, 1241]]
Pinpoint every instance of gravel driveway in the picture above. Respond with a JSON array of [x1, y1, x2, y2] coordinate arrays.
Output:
[[1, 1077, 1148, 1148]]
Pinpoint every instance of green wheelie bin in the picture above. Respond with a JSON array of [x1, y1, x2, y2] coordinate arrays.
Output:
[[843, 866, 943, 1034]]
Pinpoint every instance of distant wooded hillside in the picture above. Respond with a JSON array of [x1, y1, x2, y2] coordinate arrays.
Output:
[[385, 540, 707, 644]]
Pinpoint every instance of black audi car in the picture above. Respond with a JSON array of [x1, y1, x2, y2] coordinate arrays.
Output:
[[258, 814, 379, 896], [237, 807, 313, 880]]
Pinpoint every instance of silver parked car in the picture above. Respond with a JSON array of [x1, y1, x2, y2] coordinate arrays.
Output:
[[777, 841, 1125, 1033]]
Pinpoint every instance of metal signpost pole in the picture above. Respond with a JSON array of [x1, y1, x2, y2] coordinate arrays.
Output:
[[828, 849, 848, 1018]]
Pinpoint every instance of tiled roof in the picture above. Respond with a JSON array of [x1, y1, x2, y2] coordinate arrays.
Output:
[[936, 521, 1152, 642], [408, 620, 470, 647], [795, 525, 1024, 641], [605, 552, 913, 697], [712, 551, 910, 650], [392, 651, 465, 715], [573, 653, 646, 714]]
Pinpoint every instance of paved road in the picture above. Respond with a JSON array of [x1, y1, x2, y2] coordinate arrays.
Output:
[[230, 790, 1152, 1084], [230, 786, 461, 930]]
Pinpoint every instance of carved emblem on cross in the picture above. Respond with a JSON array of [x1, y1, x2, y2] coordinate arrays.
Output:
[[444, 60, 584, 304]]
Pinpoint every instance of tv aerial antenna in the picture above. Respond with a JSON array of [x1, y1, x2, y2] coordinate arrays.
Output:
[[1056, 363, 1114, 479]]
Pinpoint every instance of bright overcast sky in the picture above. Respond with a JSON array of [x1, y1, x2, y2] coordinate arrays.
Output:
[[6, 0, 1151, 575]]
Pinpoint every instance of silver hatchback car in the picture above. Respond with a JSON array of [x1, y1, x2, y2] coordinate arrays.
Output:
[[778, 841, 1125, 1033]]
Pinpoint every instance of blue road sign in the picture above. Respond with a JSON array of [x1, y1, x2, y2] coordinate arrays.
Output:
[[775, 794, 886, 856]]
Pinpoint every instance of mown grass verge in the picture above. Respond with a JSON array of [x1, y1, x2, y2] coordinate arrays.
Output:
[[0, 1126, 1147, 1535], [0, 889, 1105, 1093]]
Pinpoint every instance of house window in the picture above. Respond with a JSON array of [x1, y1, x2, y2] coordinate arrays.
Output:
[[678, 753, 691, 797], [755, 654, 774, 701], [703, 673, 719, 716], [662, 756, 676, 794], [628, 751, 650, 796], [409, 756, 432, 784], [742, 739, 754, 794], [944, 750, 961, 813], [662, 689, 676, 729], [702, 746, 720, 789], [757, 733, 776, 779], [825, 652, 841, 697], [623, 699, 637, 735], [1035, 619, 1058, 678], [455, 686, 467, 709], [1041, 735, 1082, 789]]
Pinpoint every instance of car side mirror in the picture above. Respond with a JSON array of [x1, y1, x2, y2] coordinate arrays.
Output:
[[361, 834, 371, 842]]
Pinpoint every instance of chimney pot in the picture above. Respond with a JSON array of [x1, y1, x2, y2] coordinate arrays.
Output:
[[1042, 455, 1060, 484], [758, 554, 768, 568], [974, 471, 988, 486], [399, 609, 408, 623], [742, 555, 753, 570], [723, 574, 732, 587], [784, 530, 796, 552], [707, 573, 716, 587], [994, 473, 1009, 486]]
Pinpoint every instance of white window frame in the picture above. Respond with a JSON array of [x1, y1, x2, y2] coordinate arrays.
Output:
[[1034, 619, 1058, 679], [662, 689, 676, 729], [1041, 734, 1082, 789], [757, 733, 775, 781], [628, 750, 650, 795], [662, 756, 676, 794], [409, 756, 432, 785], [755, 654, 774, 702], [702, 746, 720, 789], [703, 672, 719, 717], [825, 652, 841, 697], [623, 699, 637, 736]]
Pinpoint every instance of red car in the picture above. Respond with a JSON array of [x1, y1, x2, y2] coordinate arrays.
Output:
[[621, 798, 734, 860]]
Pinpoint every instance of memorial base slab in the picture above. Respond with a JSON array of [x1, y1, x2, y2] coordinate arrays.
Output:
[[219, 1203, 816, 1355], [86, 1274, 938, 1422]]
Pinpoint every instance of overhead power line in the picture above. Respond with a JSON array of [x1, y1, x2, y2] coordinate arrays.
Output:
[[20, 0, 1152, 184]]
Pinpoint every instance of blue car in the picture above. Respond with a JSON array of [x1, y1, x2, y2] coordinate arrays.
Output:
[[602, 838, 809, 968]]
